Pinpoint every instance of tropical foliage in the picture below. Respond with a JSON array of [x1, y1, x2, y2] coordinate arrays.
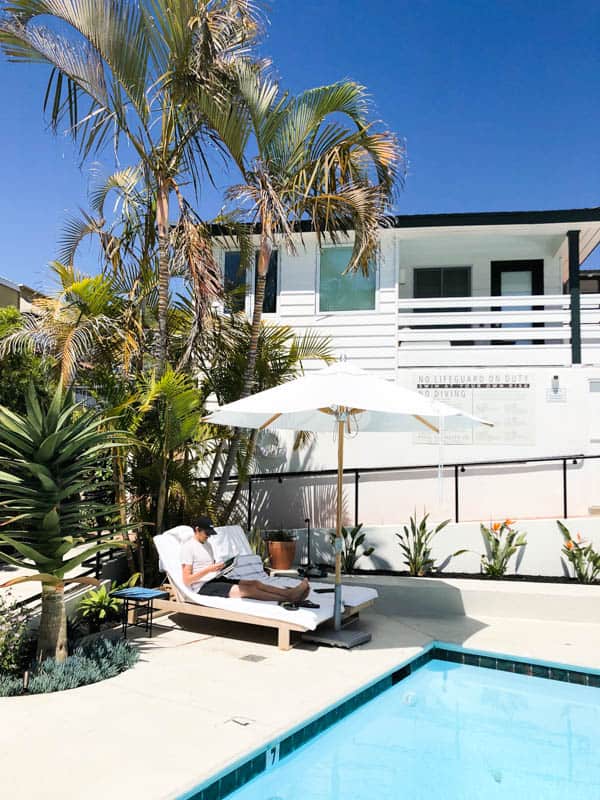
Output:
[[0, 1, 403, 676], [213, 68, 403, 503], [0, 383, 130, 662], [328, 523, 374, 574], [557, 521, 600, 584], [480, 519, 527, 577], [0, 591, 31, 675], [0, 0, 262, 374], [77, 573, 139, 633], [396, 513, 452, 576], [0, 307, 51, 413]]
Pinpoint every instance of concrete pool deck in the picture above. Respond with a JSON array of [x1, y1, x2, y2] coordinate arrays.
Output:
[[2, 576, 600, 800]]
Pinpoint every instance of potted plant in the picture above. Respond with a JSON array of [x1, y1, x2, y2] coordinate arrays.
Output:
[[264, 530, 297, 570]]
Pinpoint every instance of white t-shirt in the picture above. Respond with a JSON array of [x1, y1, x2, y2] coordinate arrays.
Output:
[[181, 537, 216, 592]]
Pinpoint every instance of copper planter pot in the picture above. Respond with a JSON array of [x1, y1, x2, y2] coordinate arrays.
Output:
[[267, 540, 297, 571]]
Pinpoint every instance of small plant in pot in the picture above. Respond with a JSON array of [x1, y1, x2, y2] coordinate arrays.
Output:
[[264, 530, 297, 570]]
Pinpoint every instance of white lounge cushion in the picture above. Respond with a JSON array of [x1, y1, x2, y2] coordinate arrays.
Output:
[[155, 525, 377, 631], [212, 525, 253, 559]]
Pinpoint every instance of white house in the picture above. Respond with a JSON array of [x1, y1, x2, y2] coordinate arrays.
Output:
[[214, 207, 600, 573]]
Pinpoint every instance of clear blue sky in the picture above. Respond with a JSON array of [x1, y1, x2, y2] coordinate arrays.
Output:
[[1, 0, 599, 289]]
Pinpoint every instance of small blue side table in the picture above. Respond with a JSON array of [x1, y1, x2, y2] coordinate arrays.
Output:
[[112, 587, 169, 639]]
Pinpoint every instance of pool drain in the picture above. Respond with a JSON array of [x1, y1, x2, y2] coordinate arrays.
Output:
[[490, 769, 503, 784]]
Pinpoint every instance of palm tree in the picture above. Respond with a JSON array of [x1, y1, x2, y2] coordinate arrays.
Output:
[[195, 309, 334, 520], [132, 367, 204, 536], [0, 261, 140, 386], [0, 384, 130, 662], [0, 0, 260, 374], [215, 69, 403, 501]]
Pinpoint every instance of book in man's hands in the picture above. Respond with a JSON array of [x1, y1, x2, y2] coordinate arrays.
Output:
[[212, 556, 236, 579]]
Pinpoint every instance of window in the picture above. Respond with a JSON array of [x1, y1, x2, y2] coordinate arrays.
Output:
[[224, 251, 247, 313], [413, 266, 471, 298], [223, 250, 278, 314], [412, 266, 472, 343], [255, 250, 278, 314], [319, 247, 376, 312]]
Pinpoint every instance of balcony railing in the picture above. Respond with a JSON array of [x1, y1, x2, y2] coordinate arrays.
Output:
[[397, 293, 600, 366]]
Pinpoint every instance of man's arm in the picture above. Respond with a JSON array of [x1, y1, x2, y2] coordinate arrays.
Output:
[[182, 562, 224, 586]]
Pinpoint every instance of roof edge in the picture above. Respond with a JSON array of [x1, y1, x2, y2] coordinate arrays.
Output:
[[210, 207, 600, 237]]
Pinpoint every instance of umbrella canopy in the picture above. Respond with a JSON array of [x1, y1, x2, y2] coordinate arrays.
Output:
[[206, 361, 492, 634], [206, 361, 491, 433]]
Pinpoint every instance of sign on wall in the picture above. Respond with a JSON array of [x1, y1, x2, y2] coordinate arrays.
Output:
[[414, 372, 535, 445]]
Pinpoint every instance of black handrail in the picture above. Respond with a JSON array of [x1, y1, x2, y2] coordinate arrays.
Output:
[[10, 550, 115, 610], [242, 452, 593, 527]]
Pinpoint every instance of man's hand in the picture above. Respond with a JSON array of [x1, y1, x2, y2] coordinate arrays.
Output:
[[211, 562, 225, 572]]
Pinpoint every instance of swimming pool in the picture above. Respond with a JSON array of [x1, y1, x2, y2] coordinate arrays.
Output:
[[181, 646, 600, 800], [217, 655, 600, 800]]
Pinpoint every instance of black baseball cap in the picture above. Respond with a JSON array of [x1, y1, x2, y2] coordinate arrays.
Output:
[[194, 516, 217, 536]]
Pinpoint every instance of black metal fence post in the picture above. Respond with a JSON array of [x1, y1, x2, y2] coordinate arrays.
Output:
[[354, 470, 360, 527], [562, 459, 568, 519], [247, 477, 253, 531], [95, 529, 101, 580], [454, 465, 460, 523]]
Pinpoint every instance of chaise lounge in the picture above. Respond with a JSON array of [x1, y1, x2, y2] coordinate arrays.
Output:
[[153, 525, 378, 650]]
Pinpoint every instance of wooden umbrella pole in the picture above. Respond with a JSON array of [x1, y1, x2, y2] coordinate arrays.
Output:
[[334, 413, 345, 630]]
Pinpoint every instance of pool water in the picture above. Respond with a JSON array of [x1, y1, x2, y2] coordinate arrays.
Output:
[[227, 660, 600, 799]]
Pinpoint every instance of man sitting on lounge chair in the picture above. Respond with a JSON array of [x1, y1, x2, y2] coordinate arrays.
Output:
[[181, 517, 311, 605]]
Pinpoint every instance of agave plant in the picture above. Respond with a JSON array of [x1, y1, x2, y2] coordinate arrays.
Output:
[[0, 383, 130, 663]]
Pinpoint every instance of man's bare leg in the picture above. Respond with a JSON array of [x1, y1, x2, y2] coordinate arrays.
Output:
[[230, 579, 310, 602]]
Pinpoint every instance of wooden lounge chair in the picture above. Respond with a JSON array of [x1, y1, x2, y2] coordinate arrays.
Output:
[[152, 525, 378, 650]]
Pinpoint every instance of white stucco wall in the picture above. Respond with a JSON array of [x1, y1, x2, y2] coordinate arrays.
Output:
[[282, 516, 600, 579]]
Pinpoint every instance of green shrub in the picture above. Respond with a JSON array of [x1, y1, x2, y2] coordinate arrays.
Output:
[[0, 672, 23, 696], [77, 574, 139, 634], [0, 638, 139, 697], [247, 528, 269, 565], [557, 521, 600, 583], [396, 513, 453, 576], [0, 592, 31, 675], [328, 523, 374, 574]]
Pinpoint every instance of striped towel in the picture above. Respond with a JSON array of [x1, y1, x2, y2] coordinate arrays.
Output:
[[227, 554, 266, 580]]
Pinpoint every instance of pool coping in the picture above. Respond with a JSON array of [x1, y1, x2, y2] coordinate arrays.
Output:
[[179, 641, 600, 800]]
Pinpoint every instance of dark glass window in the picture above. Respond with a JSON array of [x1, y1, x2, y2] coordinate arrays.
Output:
[[412, 267, 472, 342], [255, 250, 278, 314], [224, 250, 278, 314], [414, 266, 471, 298], [224, 251, 247, 312]]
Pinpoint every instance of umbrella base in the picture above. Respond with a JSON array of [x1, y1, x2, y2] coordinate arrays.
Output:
[[302, 627, 372, 649], [297, 564, 328, 579]]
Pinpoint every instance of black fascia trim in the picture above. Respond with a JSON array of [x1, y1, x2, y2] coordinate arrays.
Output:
[[209, 207, 600, 237]]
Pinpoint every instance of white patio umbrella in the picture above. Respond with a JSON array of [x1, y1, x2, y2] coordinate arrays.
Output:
[[206, 360, 492, 647]]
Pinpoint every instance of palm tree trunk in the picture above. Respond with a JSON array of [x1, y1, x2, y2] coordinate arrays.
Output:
[[38, 584, 68, 663], [156, 176, 170, 377], [206, 438, 225, 498], [222, 428, 259, 523], [156, 454, 169, 534], [216, 234, 272, 505], [114, 453, 137, 575]]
